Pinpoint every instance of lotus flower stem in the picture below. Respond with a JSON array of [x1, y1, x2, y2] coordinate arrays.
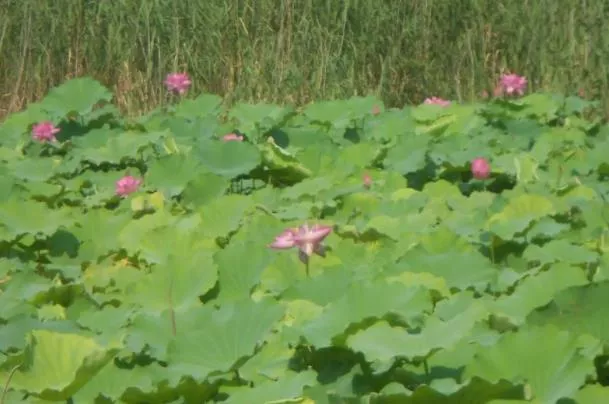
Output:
[[0, 365, 20, 404], [168, 274, 177, 336]]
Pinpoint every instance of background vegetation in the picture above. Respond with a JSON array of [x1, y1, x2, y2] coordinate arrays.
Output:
[[1, 0, 608, 119]]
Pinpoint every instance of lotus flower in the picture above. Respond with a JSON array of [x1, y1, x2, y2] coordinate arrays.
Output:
[[269, 223, 332, 266], [32, 121, 60, 143], [223, 133, 244, 142], [363, 172, 372, 189], [115, 175, 142, 197], [471, 157, 491, 180], [499, 73, 527, 96], [371, 105, 381, 116], [164, 72, 191, 94], [423, 97, 451, 107]]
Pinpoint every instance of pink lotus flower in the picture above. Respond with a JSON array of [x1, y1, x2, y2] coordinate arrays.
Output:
[[269, 223, 332, 264], [164, 72, 191, 94], [363, 172, 372, 189], [223, 133, 244, 142], [115, 175, 142, 197], [423, 97, 451, 107], [32, 121, 60, 143], [371, 105, 381, 116], [499, 73, 527, 96], [471, 157, 491, 180]]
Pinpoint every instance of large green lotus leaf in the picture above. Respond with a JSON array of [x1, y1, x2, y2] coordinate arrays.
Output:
[[82, 263, 144, 306], [161, 116, 218, 145], [69, 210, 131, 261], [0, 316, 81, 353], [299, 282, 432, 347], [486, 194, 556, 240], [516, 92, 561, 121], [526, 217, 571, 241], [375, 378, 522, 403], [130, 250, 217, 312], [39, 77, 113, 117], [0, 166, 20, 202], [145, 153, 200, 197], [261, 252, 312, 295], [588, 137, 609, 174], [229, 102, 295, 137], [366, 110, 414, 142], [118, 210, 179, 252], [530, 127, 580, 164], [280, 176, 334, 201], [3, 329, 120, 400], [283, 145, 337, 177], [444, 106, 487, 137], [303, 96, 380, 129], [69, 127, 115, 153], [126, 228, 218, 311], [125, 309, 192, 361], [181, 172, 230, 208], [7, 157, 60, 182], [347, 301, 487, 366], [303, 99, 355, 128], [196, 138, 261, 178], [76, 306, 133, 335], [333, 142, 380, 171], [364, 210, 437, 242], [215, 238, 273, 302], [412, 103, 455, 123], [383, 135, 429, 175], [0, 103, 47, 147], [387, 271, 451, 298], [281, 268, 354, 306], [416, 112, 458, 136], [76, 172, 133, 208], [490, 153, 541, 183], [237, 333, 297, 383], [527, 281, 609, 343], [523, 239, 598, 267], [71, 129, 162, 165], [174, 93, 223, 118], [573, 384, 609, 404], [422, 179, 462, 199], [71, 361, 167, 402], [463, 325, 596, 403], [429, 134, 490, 168], [282, 125, 333, 148], [0, 199, 75, 239], [0, 272, 51, 320], [444, 208, 489, 242], [490, 263, 588, 326], [105, 130, 165, 159], [223, 370, 317, 404], [259, 137, 313, 181], [198, 194, 254, 239], [166, 298, 284, 380], [22, 181, 63, 202], [327, 237, 394, 276], [392, 248, 495, 291], [425, 323, 501, 379], [225, 213, 291, 295]]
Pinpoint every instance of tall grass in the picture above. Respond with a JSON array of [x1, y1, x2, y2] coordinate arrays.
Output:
[[1, 0, 608, 118]]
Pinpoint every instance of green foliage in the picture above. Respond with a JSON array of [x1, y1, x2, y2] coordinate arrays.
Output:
[[1, 78, 609, 403], [2, 0, 609, 119]]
